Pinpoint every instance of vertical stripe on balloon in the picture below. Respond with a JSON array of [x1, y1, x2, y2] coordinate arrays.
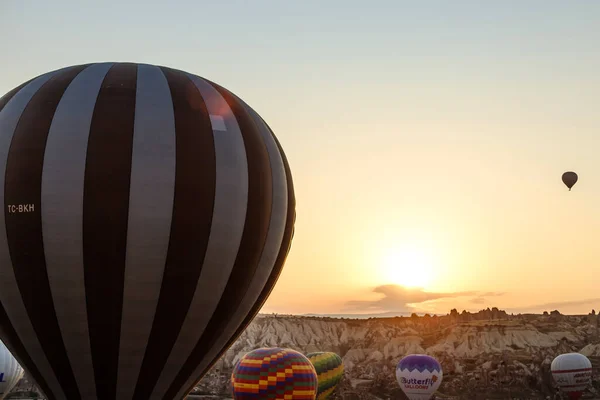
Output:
[[175, 108, 296, 400], [147, 74, 249, 400], [167, 81, 285, 397], [165, 78, 274, 400], [4, 65, 89, 399], [42, 62, 113, 400], [0, 69, 67, 400], [115, 64, 178, 400], [0, 78, 46, 397], [131, 67, 217, 400], [83, 63, 137, 400]]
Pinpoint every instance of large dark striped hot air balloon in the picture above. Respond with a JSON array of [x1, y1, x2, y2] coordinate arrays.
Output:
[[0, 62, 295, 400]]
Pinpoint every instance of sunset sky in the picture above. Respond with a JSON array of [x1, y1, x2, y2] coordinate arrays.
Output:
[[2, 1, 600, 316]]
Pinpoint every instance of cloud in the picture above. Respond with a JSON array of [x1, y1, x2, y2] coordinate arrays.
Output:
[[481, 291, 506, 297], [508, 297, 600, 313], [470, 292, 505, 305], [343, 285, 479, 312]]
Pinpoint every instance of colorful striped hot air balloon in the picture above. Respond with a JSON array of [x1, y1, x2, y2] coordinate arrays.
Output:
[[231, 348, 318, 400], [306, 352, 344, 400]]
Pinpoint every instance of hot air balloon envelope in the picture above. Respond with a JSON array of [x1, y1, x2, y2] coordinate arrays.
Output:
[[0, 62, 295, 400], [396, 354, 443, 400], [306, 352, 344, 400], [232, 348, 318, 400], [562, 171, 578, 190], [551, 353, 592, 400], [0, 340, 24, 400]]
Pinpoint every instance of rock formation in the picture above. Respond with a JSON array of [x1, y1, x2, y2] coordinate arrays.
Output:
[[192, 309, 600, 399]]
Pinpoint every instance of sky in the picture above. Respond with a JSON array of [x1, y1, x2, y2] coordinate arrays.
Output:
[[2, 1, 600, 316]]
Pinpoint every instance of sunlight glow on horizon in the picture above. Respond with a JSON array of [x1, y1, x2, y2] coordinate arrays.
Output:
[[379, 243, 437, 289]]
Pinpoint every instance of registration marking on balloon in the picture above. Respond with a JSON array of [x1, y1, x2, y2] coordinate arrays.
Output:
[[6, 204, 35, 213], [553, 368, 592, 385]]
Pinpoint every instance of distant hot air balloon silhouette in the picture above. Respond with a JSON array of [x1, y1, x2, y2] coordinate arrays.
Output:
[[562, 171, 578, 191], [551, 353, 592, 400], [306, 352, 344, 400], [0, 62, 295, 399], [0, 340, 24, 399], [231, 348, 318, 400], [396, 354, 443, 400]]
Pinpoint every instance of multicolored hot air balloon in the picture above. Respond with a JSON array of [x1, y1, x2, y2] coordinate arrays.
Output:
[[0, 340, 24, 399], [562, 171, 578, 191], [0, 62, 295, 400], [306, 352, 344, 400], [396, 354, 443, 400], [231, 348, 318, 400], [551, 353, 592, 400]]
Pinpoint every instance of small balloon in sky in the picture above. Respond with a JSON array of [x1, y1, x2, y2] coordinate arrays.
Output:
[[562, 171, 578, 191]]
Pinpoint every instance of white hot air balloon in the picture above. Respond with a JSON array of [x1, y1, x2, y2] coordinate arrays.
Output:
[[551, 353, 592, 400], [0, 340, 24, 399], [396, 354, 443, 400]]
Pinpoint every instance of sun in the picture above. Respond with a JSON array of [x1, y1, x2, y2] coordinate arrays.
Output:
[[380, 245, 435, 288]]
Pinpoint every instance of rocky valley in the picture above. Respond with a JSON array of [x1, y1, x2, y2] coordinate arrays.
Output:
[[9, 308, 600, 399], [190, 308, 600, 400]]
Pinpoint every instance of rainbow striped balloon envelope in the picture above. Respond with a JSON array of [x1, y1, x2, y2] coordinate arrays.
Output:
[[306, 352, 344, 400], [232, 347, 318, 400]]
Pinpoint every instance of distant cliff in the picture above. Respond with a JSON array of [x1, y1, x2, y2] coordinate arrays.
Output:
[[192, 308, 600, 399]]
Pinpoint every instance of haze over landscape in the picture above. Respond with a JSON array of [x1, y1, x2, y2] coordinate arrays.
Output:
[[2, 1, 600, 318]]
